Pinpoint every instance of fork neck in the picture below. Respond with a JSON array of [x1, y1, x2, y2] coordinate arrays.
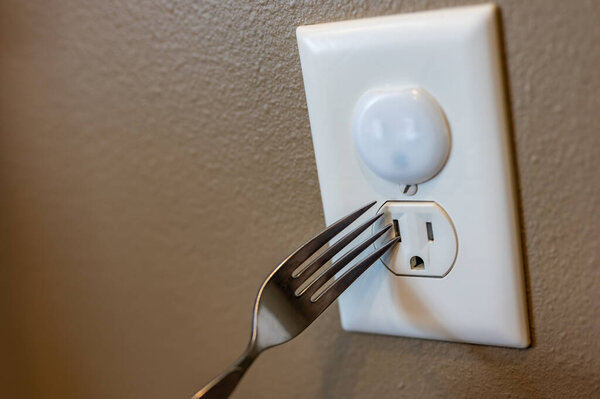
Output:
[[192, 342, 258, 399], [239, 341, 261, 368]]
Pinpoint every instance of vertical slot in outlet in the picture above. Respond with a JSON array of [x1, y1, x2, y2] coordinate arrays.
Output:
[[426, 222, 434, 241], [393, 219, 401, 240]]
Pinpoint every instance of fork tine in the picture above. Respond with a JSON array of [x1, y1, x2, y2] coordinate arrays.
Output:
[[310, 237, 401, 313], [299, 224, 392, 298], [275, 201, 377, 277], [292, 213, 384, 287]]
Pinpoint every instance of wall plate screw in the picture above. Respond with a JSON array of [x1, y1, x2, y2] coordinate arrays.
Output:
[[400, 184, 418, 196]]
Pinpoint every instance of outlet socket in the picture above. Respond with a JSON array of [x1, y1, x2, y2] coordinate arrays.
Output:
[[297, 4, 530, 347], [373, 201, 457, 277]]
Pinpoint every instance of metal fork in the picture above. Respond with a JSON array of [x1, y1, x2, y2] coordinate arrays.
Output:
[[192, 202, 400, 399]]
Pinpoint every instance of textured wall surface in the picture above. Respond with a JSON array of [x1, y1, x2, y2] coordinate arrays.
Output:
[[1, 1, 598, 398]]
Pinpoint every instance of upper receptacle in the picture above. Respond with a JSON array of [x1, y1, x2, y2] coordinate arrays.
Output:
[[373, 201, 457, 277]]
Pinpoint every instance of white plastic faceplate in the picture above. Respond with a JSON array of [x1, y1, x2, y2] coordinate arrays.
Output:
[[296, 4, 530, 347]]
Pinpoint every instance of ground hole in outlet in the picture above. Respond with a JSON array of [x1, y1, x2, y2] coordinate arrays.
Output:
[[410, 256, 425, 270]]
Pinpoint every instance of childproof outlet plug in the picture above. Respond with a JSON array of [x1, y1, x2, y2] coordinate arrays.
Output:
[[353, 88, 451, 185]]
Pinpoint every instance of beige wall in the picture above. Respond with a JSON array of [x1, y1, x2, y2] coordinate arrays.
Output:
[[1, 1, 598, 398]]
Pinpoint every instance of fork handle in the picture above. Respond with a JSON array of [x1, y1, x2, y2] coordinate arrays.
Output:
[[191, 350, 255, 399]]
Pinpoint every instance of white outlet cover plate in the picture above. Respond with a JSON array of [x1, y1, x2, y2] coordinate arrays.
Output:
[[297, 4, 530, 347]]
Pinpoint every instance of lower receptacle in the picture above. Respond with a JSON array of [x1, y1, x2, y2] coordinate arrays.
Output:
[[373, 201, 457, 277]]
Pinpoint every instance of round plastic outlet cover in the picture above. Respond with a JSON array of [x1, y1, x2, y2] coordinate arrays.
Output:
[[352, 88, 451, 185]]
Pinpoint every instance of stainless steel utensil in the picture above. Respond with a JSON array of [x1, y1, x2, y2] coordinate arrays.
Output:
[[192, 202, 399, 398]]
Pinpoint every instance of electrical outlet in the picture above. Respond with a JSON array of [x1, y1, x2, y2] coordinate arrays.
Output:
[[373, 201, 457, 277], [297, 4, 530, 347]]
